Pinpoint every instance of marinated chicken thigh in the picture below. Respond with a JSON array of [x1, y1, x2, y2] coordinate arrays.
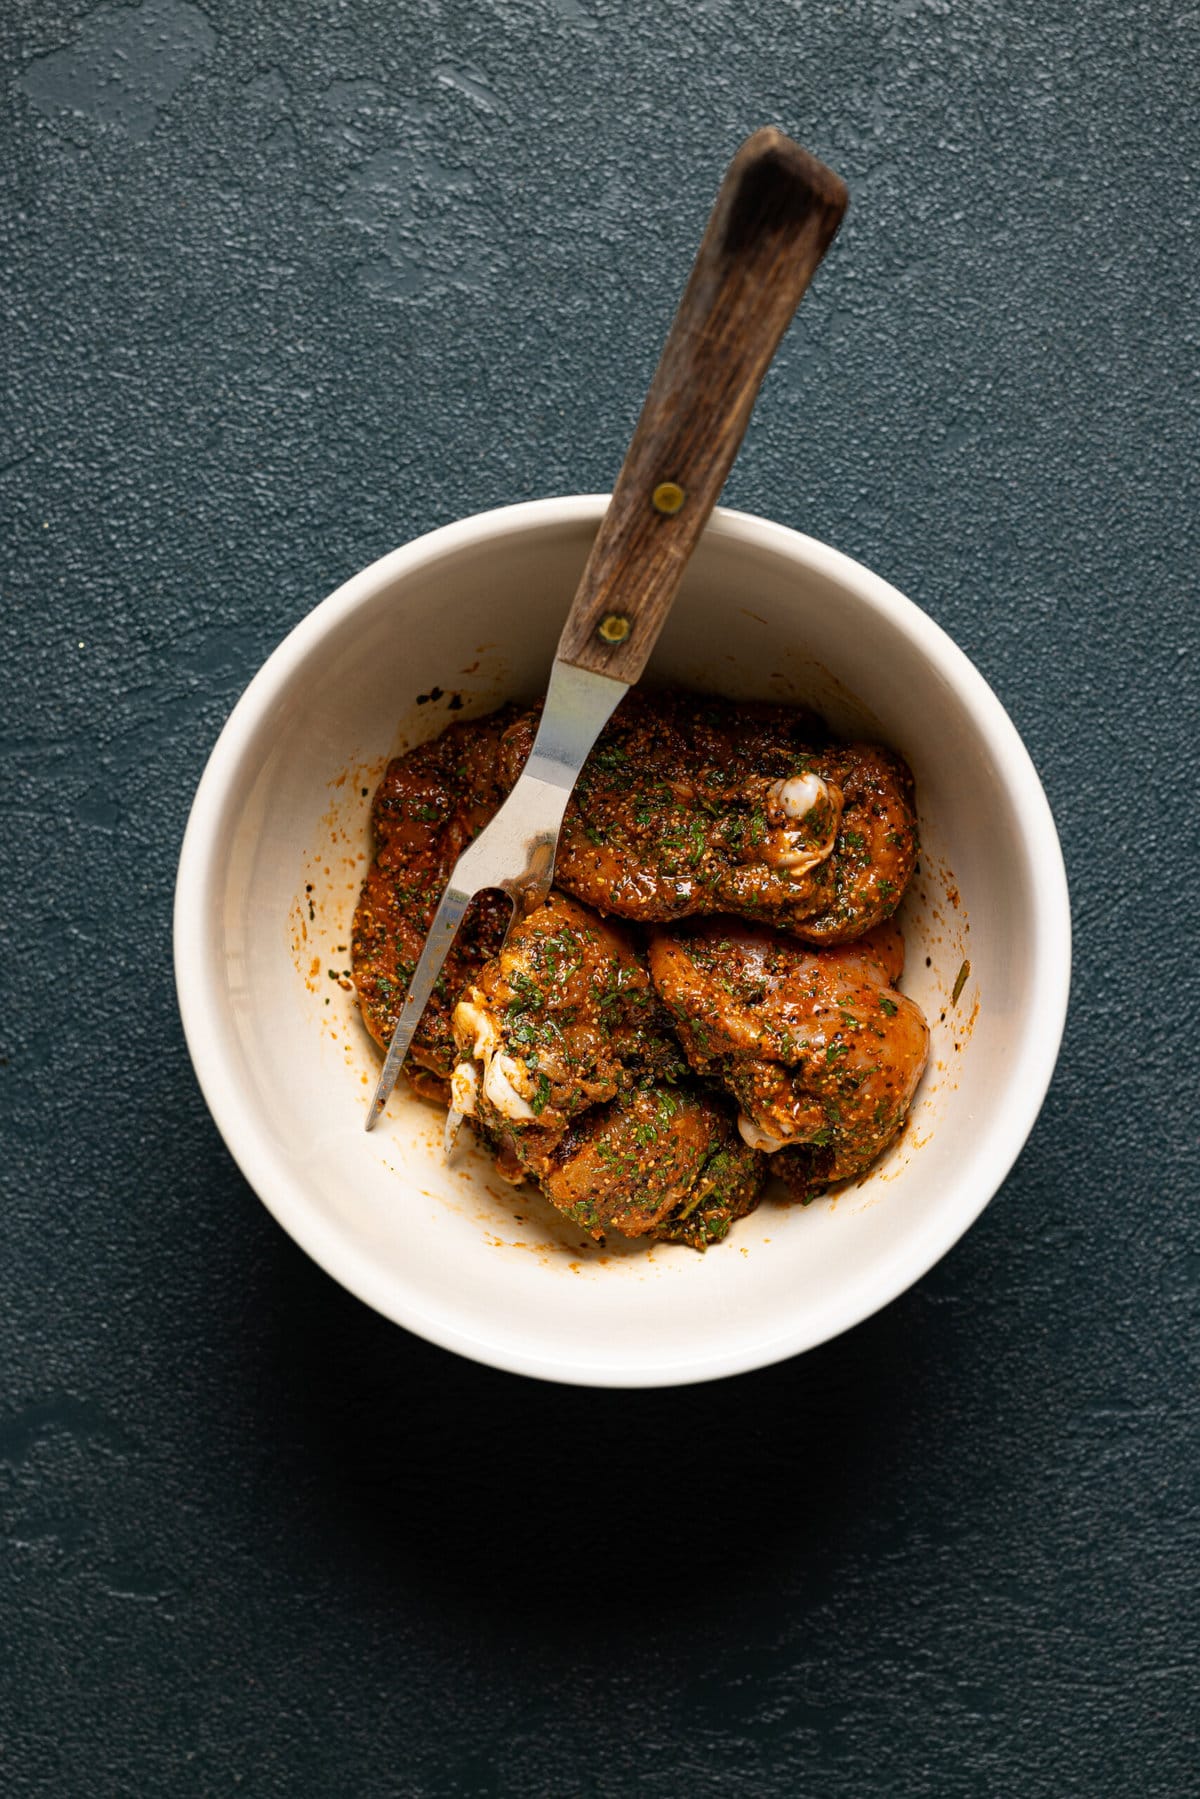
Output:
[[499, 691, 918, 942], [448, 894, 762, 1247], [647, 917, 929, 1201], [449, 892, 685, 1136], [494, 1084, 766, 1250], [351, 706, 524, 1098]]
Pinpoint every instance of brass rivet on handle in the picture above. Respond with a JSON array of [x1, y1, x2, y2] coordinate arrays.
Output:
[[598, 613, 632, 644], [651, 481, 686, 515]]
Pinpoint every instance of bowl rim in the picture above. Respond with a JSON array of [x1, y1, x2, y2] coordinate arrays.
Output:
[[174, 496, 1072, 1387]]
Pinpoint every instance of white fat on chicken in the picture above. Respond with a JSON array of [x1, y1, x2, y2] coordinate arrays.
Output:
[[763, 772, 842, 876], [451, 992, 538, 1124], [737, 1113, 792, 1154], [455, 996, 498, 1063], [449, 1060, 479, 1116]]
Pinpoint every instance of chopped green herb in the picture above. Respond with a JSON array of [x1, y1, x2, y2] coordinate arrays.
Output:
[[530, 1073, 551, 1116]]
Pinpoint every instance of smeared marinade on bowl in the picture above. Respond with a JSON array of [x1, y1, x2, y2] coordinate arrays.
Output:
[[352, 691, 929, 1249]]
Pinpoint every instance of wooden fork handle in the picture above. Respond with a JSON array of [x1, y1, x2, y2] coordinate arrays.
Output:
[[556, 128, 848, 684]]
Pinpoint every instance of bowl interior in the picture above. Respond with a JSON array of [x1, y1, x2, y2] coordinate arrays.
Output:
[[178, 500, 1065, 1385]]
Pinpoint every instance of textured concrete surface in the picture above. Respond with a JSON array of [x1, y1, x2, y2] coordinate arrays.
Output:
[[2, 2, 1197, 1794]]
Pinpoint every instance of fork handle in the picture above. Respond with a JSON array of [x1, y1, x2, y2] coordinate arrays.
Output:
[[556, 128, 847, 685]]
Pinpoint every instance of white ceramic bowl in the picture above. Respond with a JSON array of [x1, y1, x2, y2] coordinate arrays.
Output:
[[175, 498, 1070, 1387]]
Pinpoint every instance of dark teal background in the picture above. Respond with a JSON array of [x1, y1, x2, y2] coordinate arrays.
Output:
[[3, 3, 1197, 1794]]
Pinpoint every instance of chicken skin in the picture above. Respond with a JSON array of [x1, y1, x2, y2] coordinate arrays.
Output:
[[499, 691, 918, 943], [448, 892, 685, 1137], [494, 1084, 766, 1251], [351, 706, 524, 1099], [647, 917, 929, 1201]]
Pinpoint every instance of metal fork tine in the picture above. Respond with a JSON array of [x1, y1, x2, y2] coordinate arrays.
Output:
[[364, 880, 502, 1131]]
